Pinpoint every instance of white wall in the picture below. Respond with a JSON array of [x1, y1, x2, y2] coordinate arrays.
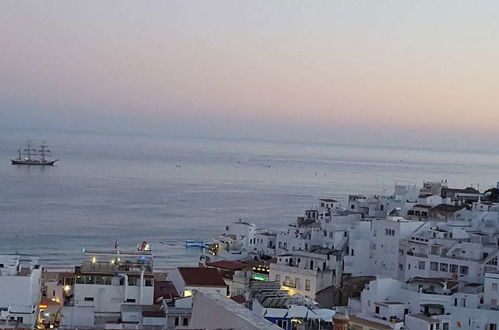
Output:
[[190, 290, 280, 330], [61, 306, 95, 328], [74, 283, 153, 313], [485, 273, 499, 306]]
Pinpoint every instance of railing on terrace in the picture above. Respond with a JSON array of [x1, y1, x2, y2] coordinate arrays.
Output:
[[79, 261, 152, 273], [407, 251, 428, 258]]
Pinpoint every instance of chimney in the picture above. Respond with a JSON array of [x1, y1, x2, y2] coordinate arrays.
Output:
[[333, 311, 350, 330]]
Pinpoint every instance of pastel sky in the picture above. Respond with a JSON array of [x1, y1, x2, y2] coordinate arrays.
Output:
[[1, 1, 499, 148]]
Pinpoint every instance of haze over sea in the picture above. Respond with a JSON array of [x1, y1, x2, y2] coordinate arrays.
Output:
[[1, 128, 498, 268]]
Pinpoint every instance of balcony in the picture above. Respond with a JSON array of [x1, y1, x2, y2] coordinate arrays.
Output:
[[78, 260, 152, 274]]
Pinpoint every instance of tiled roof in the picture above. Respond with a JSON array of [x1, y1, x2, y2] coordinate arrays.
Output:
[[231, 295, 246, 304], [142, 310, 166, 318], [206, 260, 249, 271], [178, 267, 227, 287], [154, 280, 179, 302]]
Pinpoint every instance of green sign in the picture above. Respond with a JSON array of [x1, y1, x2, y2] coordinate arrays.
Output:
[[252, 273, 268, 281]]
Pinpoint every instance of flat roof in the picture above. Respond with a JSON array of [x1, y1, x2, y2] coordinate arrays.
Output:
[[408, 314, 440, 323], [349, 315, 392, 330]]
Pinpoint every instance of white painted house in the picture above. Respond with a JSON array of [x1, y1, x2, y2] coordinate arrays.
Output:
[[0, 255, 42, 329]]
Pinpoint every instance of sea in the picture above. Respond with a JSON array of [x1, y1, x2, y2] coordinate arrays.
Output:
[[1, 128, 499, 268]]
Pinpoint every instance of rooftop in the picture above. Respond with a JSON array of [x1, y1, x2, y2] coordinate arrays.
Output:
[[178, 267, 227, 287], [206, 260, 249, 271], [408, 314, 440, 323], [349, 315, 392, 330]]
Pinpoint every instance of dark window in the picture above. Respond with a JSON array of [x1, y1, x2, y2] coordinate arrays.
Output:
[[174, 317, 179, 326], [84, 297, 94, 301], [375, 306, 380, 314], [125, 298, 136, 303], [183, 317, 189, 326]]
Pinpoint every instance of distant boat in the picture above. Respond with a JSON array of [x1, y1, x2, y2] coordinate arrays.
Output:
[[185, 240, 208, 248], [11, 141, 59, 166]]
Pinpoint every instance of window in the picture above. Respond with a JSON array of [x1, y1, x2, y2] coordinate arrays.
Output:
[[430, 262, 439, 271], [84, 297, 94, 301], [295, 278, 301, 289], [183, 317, 189, 326], [418, 261, 426, 270], [305, 279, 311, 291], [493, 283, 498, 291], [450, 264, 458, 273], [375, 306, 380, 314], [460, 266, 469, 275], [443, 323, 449, 330], [145, 278, 153, 286], [440, 263, 448, 272], [125, 298, 136, 303], [174, 317, 179, 326], [275, 274, 280, 283]]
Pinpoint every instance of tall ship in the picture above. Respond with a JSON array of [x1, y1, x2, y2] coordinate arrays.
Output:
[[11, 141, 59, 166]]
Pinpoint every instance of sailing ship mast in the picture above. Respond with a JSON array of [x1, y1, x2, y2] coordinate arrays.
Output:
[[23, 140, 37, 160]]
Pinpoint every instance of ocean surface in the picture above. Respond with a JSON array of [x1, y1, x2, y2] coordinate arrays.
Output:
[[1, 128, 499, 267]]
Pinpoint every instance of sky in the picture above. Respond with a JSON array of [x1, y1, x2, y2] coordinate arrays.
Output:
[[1, 1, 499, 150]]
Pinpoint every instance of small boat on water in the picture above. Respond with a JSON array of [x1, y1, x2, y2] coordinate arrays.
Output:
[[185, 240, 209, 249], [11, 141, 58, 166]]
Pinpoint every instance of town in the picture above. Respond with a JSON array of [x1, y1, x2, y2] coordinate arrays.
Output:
[[3, 180, 499, 329]]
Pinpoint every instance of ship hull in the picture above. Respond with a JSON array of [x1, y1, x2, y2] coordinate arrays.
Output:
[[11, 159, 58, 166]]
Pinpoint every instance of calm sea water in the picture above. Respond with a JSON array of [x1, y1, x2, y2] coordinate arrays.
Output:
[[1, 128, 498, 267]]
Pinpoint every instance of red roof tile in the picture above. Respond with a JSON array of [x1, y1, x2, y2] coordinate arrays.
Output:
[[230, 295, 246, 304], [178, 267, 227, 287], [206, 260, 249, 271]]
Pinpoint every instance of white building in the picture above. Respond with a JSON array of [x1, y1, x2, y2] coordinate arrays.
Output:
[[269, 248, 336, 300], [0, 255, 42, 329], [62, 248, 155, 328], [190, 290, 281, 329]]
